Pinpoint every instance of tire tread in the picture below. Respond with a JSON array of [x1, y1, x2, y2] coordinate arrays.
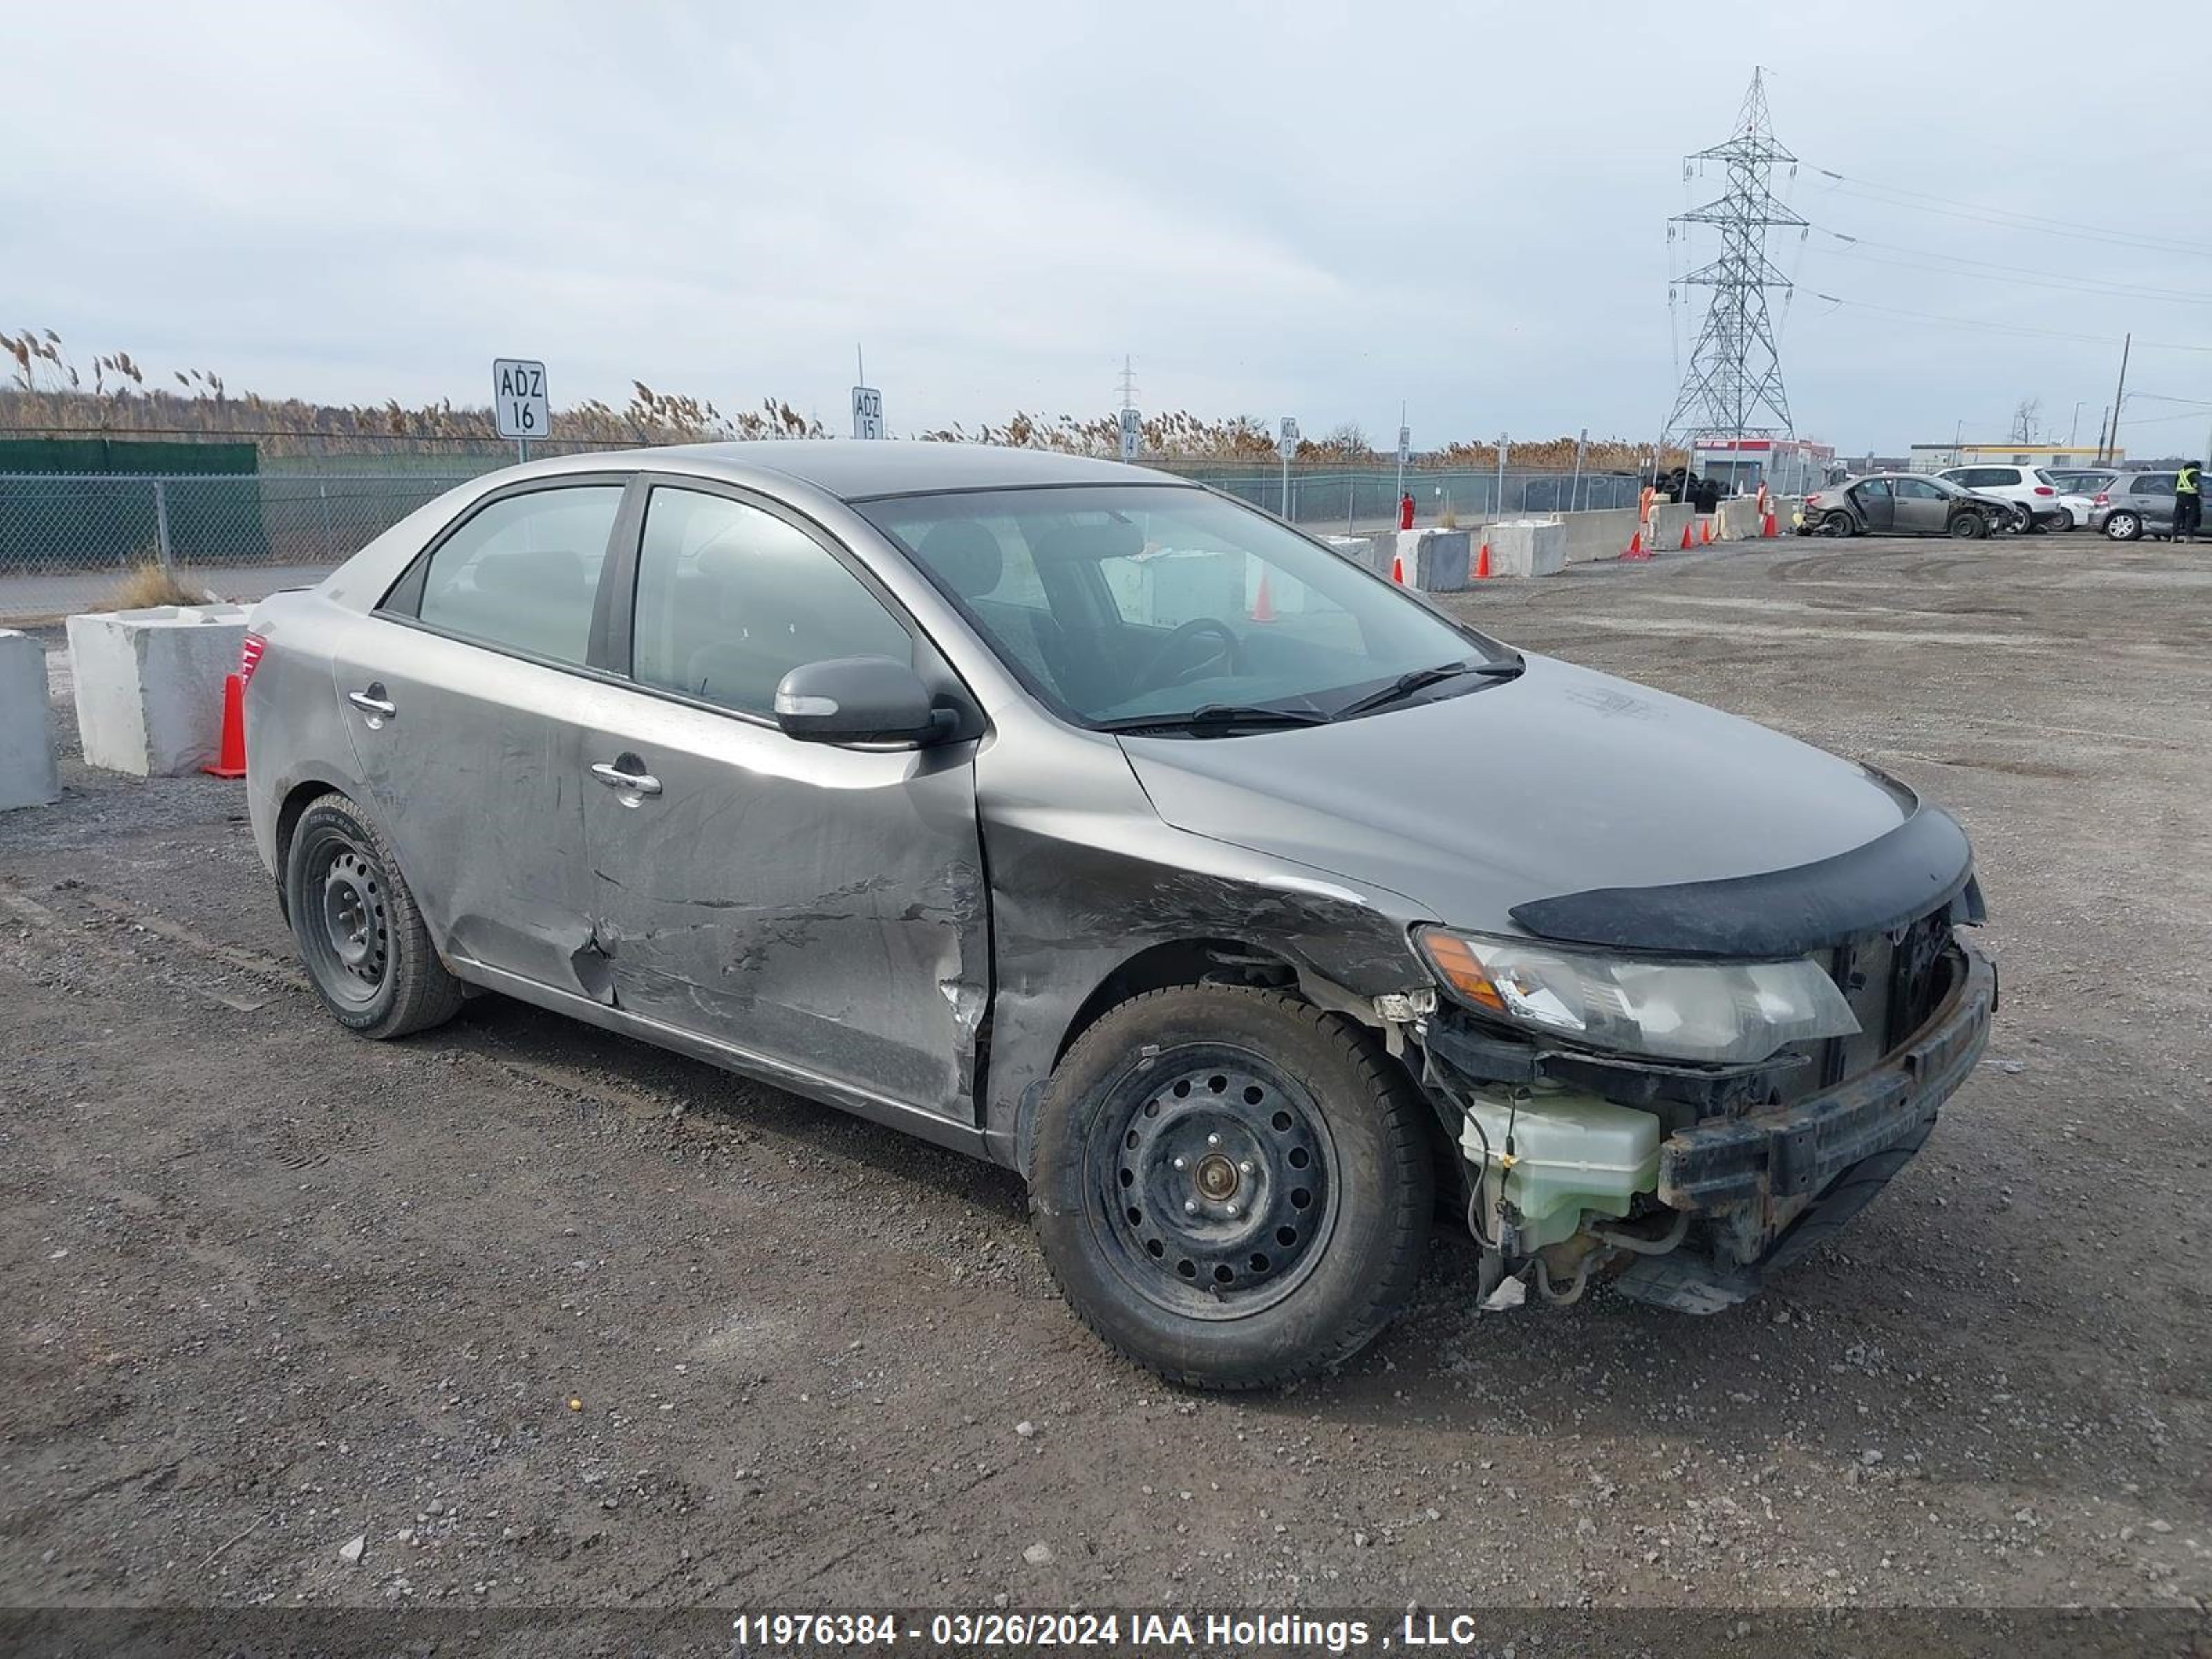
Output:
[[290, 791, 465, 1040], [1033, 984, 1432, 1391]]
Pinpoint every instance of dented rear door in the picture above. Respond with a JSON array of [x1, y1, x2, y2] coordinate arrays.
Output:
[[332, 479, 628, 994], [575, 480, 989, 1123]]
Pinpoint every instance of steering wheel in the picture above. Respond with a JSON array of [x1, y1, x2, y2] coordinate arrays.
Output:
[[1132, 617, 1247, 693]]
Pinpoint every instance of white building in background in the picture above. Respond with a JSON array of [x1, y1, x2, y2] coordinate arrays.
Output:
[[1689, 437, 1837, 494], [1907, 442, 2124, 473]]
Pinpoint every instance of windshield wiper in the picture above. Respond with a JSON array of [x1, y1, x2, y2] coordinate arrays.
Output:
[[1100, 702, 1332, 735], [1331, 655, 1524, 720]]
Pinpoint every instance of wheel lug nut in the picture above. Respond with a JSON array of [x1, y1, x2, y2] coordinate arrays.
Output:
[[1206, 1133, 1221, 1147], [1183, 1200, 1199, 1216], [1226, 1203, 1240, 1218], [1172, 1156, 1187, 1170], [1239, 1161, 1255, 1176]]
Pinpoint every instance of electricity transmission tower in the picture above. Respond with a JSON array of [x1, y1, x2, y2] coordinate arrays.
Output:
[[1662, 69, 1804, 449]]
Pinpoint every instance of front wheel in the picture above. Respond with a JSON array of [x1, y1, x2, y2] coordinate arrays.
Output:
[[285, 792, 464, 1039], [1949, 511, 1989, 540], [1030, 986, 1433, 1390], [2105, 511, 2142, 541]]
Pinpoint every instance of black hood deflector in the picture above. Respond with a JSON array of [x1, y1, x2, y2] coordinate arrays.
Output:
[[1508, 805, 1976, 959]]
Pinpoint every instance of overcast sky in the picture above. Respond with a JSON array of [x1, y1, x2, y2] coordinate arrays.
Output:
[[8, 2, 2211, 455]]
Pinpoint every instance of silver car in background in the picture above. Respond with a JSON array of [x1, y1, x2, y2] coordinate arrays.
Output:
[[243, 442, 1994, 1387], [1797, 471, 2012, 538], [2087, 471, 2184, 541]]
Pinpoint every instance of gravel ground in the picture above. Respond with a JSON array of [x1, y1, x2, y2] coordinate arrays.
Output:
[[2, 533, 2209, 1631]]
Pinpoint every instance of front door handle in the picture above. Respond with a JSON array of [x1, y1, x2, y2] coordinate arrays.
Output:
[[592, 758, 663, 799], [347, 684, 397, 722]]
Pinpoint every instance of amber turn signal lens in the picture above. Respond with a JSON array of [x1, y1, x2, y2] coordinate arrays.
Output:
[[1419, 930, 1504, 1011]]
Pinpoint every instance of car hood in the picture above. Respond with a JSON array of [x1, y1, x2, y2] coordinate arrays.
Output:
[[1118, 653, 1923, 941]]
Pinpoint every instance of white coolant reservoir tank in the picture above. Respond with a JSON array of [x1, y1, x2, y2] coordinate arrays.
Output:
[[1460, 1084, 1663, 1249]]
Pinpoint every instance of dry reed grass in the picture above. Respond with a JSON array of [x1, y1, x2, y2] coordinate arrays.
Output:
[[3, 327, 1684, 469], [91, 562, 218, 612]]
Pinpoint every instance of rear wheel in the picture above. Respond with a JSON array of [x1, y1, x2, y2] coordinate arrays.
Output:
[[1030, 986, 1432, 1390], [2010, 503, 2036, 535], [1949, 511, 1989, 541], [285, 792, 464, 1038], [2105, 511, 2142, 542], [1819, 511, 1853, 538]]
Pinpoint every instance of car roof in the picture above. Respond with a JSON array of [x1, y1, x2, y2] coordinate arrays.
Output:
[[594, 439, 1190, 501]]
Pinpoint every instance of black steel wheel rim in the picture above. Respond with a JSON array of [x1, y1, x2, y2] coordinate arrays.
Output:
[[1085, 1045, 1341, 1321], [298, 826, 390, 1007]]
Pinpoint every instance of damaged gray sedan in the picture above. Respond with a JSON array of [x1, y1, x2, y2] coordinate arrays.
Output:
[[244, 442, 1994, 1389]]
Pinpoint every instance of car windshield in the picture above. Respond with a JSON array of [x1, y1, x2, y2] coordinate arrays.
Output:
[[860, 484, 1514, 729]]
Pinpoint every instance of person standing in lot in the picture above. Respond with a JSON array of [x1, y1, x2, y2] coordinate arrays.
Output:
[[2175, 460, 2203, 543]]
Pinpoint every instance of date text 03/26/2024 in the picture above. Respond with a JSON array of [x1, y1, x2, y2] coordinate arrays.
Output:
[[731, 1612, 1503, 1652]]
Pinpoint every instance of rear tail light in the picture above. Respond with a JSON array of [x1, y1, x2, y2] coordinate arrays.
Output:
[[238, 632, 267, 686], [2094, 492, 2110, 505], [1805, 493, 1824, 507], [2032, 485, 2056, 496]]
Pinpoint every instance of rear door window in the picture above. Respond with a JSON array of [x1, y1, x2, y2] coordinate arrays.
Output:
[[411, 485, 624, 666], [2136, 474, 2177, 495]]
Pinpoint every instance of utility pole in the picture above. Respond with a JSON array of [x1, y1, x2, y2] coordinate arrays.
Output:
[[1116, 355, 1141, 462], [1394, 399, 1407, 509], [2099, 333, 2130, 465], [2070, 400, 2084, 447], [1662, 68, 1805, 451]]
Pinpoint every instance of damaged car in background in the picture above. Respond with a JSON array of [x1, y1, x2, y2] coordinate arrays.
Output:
[[243, 441, 1994, 1389]]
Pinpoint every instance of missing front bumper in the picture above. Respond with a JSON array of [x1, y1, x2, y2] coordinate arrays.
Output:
[[1426, 932, 1996, 1311], [1656, 937, 1993, 1241]]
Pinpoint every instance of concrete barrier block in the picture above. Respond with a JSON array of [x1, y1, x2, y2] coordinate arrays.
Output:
[[0, 630, 61, 811], [1647, 503, 1696, 552], [1559, 507, 1644, 563], [1382, 529, 1471, 592], [1103, 550, 1248, 629], [66, 604, 248, 777], [1485, 520, 1567, 577]]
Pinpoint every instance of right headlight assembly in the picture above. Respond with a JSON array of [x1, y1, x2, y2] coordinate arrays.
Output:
[[1416, 926, 1860, 1067]]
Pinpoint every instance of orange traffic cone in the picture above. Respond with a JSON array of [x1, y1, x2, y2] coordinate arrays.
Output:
[[1699, 517, 1713, 545], [1250, 570, 1277, 623], [203, 672, 246, 778], [1390, 553, 1405, 584], [1622, 529, 1647, 561], [1475, 541, 1492, 579], [1679, 521, 1694, 550], [1761, 512, 1778, 538]]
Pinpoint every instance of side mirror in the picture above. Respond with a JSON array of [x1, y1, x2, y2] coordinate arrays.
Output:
[[773, 655, 950, 747]]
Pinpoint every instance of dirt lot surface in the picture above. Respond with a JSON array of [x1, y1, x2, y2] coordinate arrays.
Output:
[[3, 533, 2210, 1631]]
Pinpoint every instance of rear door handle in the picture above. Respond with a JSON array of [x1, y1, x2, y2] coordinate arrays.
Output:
[[592, 758, 663, 799], [347, 684, 396, 720]]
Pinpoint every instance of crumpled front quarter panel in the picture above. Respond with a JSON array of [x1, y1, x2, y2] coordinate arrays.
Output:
[[973, 717, 1432, 1160]]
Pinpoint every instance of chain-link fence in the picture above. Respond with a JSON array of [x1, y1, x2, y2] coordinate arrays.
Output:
[[0, 473, 474, 621], [1175, 465, 1644, 531], [0, 453, 1651, 624]]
